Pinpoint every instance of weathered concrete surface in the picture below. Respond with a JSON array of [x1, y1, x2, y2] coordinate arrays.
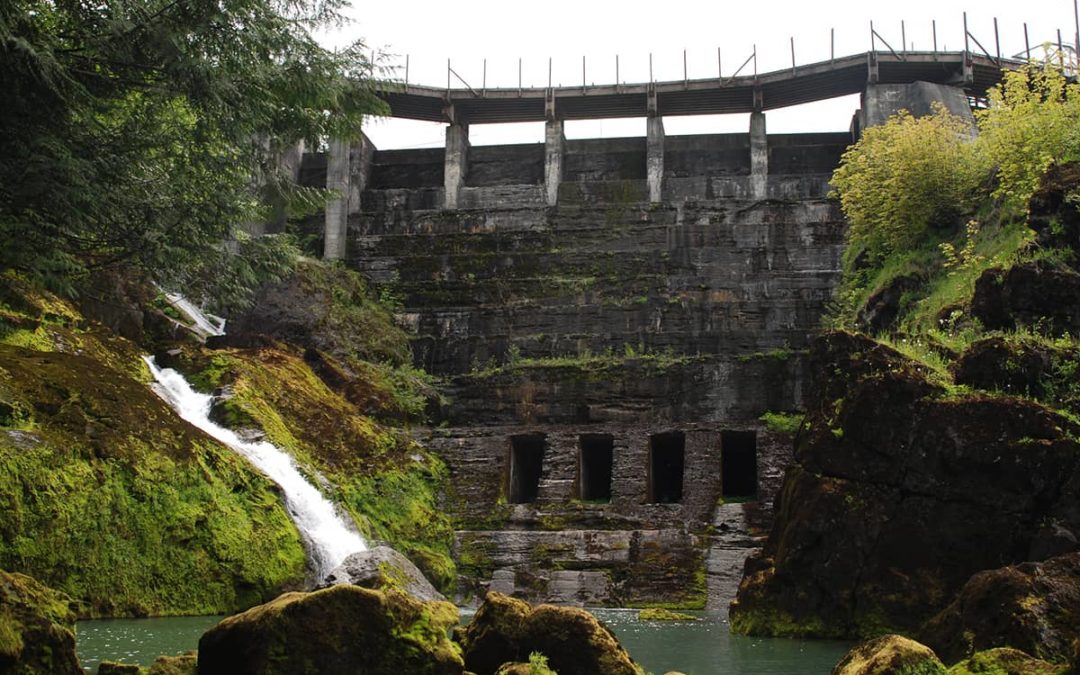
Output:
[[859, 81, 975, 130], [444, 123, 469, 209], [334, 131, 849, 607]]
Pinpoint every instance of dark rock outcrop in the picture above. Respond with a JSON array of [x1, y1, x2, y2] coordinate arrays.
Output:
[[857, 274, 923, 333], [920, 553, 1080, 665], [971, 263, 1080, 335], [730, 332, 1080, 638], [952, 337, 1055, 398], [1028, 163, 1080, 260], [829, 635, 945, 675], [0, 569, 81, 675], [459, 592, 641, 675], [197, 585, 463, 675], [219, 259, 409, 366], [322, 546, 446, 602]]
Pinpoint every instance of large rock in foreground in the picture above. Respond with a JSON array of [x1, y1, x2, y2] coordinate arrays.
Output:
[[197, 585, 462, 675], [322, 546, 445, 602], [0, 569, 81, 674], [830, 635, 945, 675], [920, 553, 1080, 665], [731, 332, 1080, 638], [460, 592, 641, 675]]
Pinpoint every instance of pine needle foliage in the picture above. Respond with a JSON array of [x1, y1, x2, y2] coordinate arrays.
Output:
[[0, 0, 387, 296]]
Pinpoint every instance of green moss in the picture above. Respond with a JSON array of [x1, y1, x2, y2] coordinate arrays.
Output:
[[184, 346, 457, 593], [729, 606, 838, 638], [0, 341, 306, 616], [946, 648, 1062, 675], [736, 346, 804, 363], [637, 608, 697, 621], [759, 411, 804, 434]]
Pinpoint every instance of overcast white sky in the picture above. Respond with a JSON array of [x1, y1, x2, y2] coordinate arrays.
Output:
[[322, 1, 1078, 148]]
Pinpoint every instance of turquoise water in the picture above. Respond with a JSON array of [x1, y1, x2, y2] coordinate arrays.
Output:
[[76, 615, 223, 672], [592, 610, 851, 675], [77, 609, 850, 674]]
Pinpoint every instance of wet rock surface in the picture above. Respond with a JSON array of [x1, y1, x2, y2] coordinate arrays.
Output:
[[730, 332, 1080, 638], [920, 553, 1080, 665], [322, 545, 446, 603]]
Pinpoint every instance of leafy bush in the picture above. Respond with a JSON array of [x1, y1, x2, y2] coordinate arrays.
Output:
[[976, 64, 1080, 212], [831, 105, 985, 269]]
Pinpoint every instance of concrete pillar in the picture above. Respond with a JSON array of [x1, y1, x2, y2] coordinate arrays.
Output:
[[444, 122, 469, 210], [859, 81, 975, 133], [323, 133, 375, 260], [544, 120, 564, 206], [749, 111, 768, 201], [647, 116, 665, 203], [323, 138, 350, 259]]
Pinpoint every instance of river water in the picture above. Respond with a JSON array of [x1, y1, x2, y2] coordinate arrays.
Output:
[[78, 610, 849, 673]]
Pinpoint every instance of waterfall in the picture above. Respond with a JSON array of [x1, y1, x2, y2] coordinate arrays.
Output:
[[162, 292, 226, 338], [143, 356, 366, 579]]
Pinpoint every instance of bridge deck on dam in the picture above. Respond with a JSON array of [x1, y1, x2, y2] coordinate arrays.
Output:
[[379, 51, 1016, 124]]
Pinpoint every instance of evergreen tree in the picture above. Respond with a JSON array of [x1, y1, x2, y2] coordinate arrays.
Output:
[[0, 0, 385, 298]]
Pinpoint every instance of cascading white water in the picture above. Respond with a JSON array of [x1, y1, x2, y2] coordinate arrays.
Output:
[[143, 356, 366, 579], [162, 292, 226, 338]]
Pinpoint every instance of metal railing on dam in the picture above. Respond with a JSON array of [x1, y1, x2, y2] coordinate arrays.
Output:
[[377, 51, 1017, 124]]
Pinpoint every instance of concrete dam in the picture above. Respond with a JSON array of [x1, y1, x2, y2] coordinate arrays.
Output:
[[295, 50, 1009, 608]]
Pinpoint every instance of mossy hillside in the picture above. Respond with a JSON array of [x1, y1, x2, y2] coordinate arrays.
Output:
[[184, 345, 457, 591], [828, 72, 1080, 425], [0, 281, 306, 617]]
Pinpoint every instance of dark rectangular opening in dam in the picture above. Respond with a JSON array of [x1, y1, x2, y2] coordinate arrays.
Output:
[[508, 433, 546, 503], [647, 431, 685, 503], [578, 434, 614, 502], [721, 430, 758, 498]]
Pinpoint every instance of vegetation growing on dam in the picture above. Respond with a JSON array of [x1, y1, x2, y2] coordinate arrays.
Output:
[[829, 64, 1080, 422]]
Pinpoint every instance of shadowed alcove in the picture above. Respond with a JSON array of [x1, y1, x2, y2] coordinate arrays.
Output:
[[647, 431, 685, 503], [578, 434, 614, 502], [721, 430, 757, 498], [508, 433, 546, 503]]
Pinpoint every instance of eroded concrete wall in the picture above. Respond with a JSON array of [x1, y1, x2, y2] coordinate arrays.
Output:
[[341, 131, 848, 607]]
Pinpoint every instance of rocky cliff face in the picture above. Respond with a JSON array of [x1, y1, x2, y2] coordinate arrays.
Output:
[[730, 332, 1080, 638]]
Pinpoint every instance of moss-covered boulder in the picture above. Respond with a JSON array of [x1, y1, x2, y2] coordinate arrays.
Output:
[[197, 585, 463, 675], [830, 635, 946, 675], [460, 592, 641, 675], [322, 546, 445, 602], [0, 570, 81, 674], [920, 553, 1080, 665], [731, 332, 1080, 639], [460, 592, 533, 675], [945, 648, 1059, 675]]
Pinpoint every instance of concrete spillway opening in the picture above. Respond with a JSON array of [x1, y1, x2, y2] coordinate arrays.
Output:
[[721, 430, 758, 498], [578, 434, 614, 502], [508, 433, 546, 503], [647, 431, 685, 504]]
